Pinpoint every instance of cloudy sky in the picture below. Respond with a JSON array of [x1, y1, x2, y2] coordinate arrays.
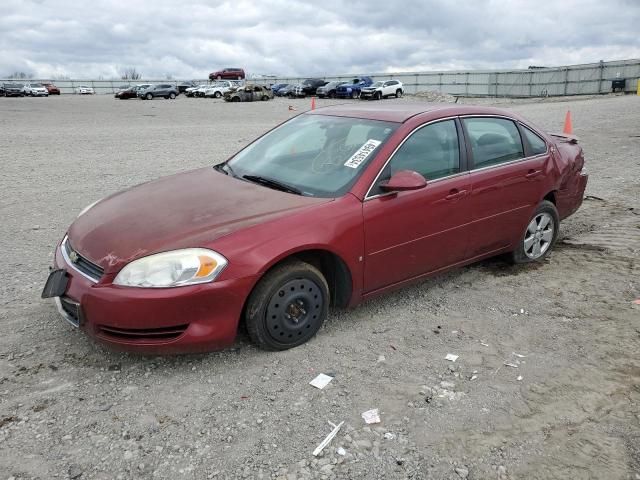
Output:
[[2, 0, 639, 79]]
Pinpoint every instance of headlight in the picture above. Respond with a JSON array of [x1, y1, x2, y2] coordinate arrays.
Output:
[[113, 248, 228, 288], [78, 199, 101, 218]]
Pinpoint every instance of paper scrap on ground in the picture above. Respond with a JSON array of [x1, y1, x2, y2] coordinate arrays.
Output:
[[517, 375, 523, 381], [504, 362, 519, 368], [445, 353, 459, 362], [361, 409, 381, 424], [309, 373, 334, 389], [512, 352, 527, 358]]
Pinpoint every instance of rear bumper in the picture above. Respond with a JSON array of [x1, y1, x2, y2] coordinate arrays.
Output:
[[557, 172, 588, 220], [49, 242, 257, 354]]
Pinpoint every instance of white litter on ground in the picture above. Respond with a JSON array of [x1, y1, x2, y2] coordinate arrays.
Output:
[[309, 374, 333, 389], [361, 409, 381, 424], [445, 353, 459, 362]]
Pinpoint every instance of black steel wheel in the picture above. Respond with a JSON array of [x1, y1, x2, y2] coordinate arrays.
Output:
[[245, 260, 329, 351]]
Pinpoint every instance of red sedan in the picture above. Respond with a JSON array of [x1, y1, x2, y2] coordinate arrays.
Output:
[[42, 104, 588, 354]]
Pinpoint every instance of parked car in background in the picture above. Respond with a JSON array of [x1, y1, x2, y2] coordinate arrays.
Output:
[[270, 83, 287, 94], [75, 85, 95, 95], [115, 84, 151, 99], [203, 81, 239, 98], [42, 83, 61, 95], [209, 68, 245, 80], [42, 104, 588, 354], [3, 83, 24, 97], [185, 84, 207, 97], [316, 81, 346, 98], [335, 76, 374, 99], [177, 81, 198, 93], [22, 83, 49, 96], [274, 84, 294, 96], [300, 78, 327, 96], [360, 80, 404, 100], [138, 84, 178, 100], [224, 84, 273, 102]]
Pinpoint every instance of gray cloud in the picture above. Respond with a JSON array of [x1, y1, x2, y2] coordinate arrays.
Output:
[[1, 0, 639, 79]]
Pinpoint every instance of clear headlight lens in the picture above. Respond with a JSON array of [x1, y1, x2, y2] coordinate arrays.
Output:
[[113, 248, 227, 288]]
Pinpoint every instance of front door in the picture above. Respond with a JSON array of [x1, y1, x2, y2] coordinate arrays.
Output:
[[363, 119, 471, 293]]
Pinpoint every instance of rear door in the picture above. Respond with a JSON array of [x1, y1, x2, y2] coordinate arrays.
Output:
[[363, 119, 471, 293], [462, 116, 551, 258]]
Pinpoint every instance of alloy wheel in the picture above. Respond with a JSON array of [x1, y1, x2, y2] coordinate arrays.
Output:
[[524, 213, 554, 259]]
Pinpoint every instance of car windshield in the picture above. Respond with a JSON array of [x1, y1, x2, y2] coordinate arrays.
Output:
[[31, 83, 43, 87], [371, 82, 383, 87], [225, 114, 398, 197]]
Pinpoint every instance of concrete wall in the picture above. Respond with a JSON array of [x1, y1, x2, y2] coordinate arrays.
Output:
[[3, 58, 639, 97]]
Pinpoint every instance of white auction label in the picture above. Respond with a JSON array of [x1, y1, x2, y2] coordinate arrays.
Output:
[[344, 139, 382, 169]]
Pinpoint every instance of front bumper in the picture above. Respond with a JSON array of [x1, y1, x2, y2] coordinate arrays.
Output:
[[49, 241, 257, 354]]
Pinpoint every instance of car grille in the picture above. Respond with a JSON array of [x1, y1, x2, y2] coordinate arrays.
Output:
[[97, 324, 189, 342], [63, 238, 104, 282]]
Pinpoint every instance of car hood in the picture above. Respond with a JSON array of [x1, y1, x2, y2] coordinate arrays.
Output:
[[68, 167, 332, 274]]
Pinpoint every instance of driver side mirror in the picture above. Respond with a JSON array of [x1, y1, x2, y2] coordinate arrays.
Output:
[[380, 170, 427, 192]]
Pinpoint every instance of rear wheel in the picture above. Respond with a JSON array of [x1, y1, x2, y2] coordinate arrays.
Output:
[[169, 92, 176, 99], [245, 260, 329, 351], [214, 91, 222, 98], [351, 90, 359, 99], [511, 200, 559, 263], [395, 89, 403, 98], [262, 95, 269, 101]]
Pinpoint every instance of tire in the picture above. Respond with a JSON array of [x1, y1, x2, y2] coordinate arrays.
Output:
[[217, 75, 222, 80], [214, 91, 222, 98], [169, 92, 176, 99], [145, 93, 153, 100], [262, 96, 269, 101], [375, 91, 382, 100], [395, 89, 403, 98], [329, 92, 335, 99], [351, 90, 359, 99], [245, 260, 329, 351], [232, 97, 240, 102], [511, 200, 559, 264]]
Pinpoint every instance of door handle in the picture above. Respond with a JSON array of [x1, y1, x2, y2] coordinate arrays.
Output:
[[525, 169, 542, 179], [445, 189, 467, 200]]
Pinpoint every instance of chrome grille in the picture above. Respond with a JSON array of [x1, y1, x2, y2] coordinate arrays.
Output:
[[62, 237, 104, 282]]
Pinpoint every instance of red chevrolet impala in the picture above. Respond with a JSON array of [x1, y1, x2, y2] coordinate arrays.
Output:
[[42, 104, 588, 353]]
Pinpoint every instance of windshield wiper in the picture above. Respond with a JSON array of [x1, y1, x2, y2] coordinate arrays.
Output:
[[215, 162, 238, 178], [242, 175, 303, 195]]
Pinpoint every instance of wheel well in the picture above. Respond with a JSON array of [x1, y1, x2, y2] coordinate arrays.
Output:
[[543, 191, 557, 205], [266, 250, 352, 308]]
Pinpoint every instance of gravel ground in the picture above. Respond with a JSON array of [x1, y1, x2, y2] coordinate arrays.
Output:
[[0, 93, 638, 480]]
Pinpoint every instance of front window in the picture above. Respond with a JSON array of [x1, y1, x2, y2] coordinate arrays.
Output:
[[225, 114, 398, 197]]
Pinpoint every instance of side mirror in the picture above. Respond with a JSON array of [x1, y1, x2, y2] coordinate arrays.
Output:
[[380, 170, 427, 192]]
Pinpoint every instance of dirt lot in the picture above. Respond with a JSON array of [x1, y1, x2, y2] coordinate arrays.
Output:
[[0, 93, 638, 480]]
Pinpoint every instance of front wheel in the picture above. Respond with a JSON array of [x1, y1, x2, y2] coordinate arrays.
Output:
[[245, 260, 329, 351], [375, 91, 382, 100], [351, 90, 359, 99], [511, 200, 559, 263], [214, 91, 222, 98], [145, 93, 153, 100]]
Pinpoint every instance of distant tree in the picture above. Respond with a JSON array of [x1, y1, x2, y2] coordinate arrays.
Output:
[[121, 67, 142, 80], [52, 74, 71, 80], [7, 71, 31, 79]]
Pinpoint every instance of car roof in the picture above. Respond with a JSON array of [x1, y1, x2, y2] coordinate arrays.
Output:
[[306, 103, 519, 123]]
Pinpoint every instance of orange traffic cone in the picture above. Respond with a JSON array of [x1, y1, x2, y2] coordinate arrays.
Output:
[[311, 96, 316, 110], [563, 110, 573, 135]]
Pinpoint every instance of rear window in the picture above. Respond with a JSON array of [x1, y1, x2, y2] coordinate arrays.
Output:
[[464, 117, 524, 169], [522, 126, 548, 155]]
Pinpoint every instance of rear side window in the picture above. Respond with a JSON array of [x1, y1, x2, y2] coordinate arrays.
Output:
[[464, 117, 524, 169], [522, 126, 547, 155]]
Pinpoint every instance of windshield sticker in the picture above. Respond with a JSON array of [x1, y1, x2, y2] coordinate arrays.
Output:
[[344, 139, 382, 169]]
